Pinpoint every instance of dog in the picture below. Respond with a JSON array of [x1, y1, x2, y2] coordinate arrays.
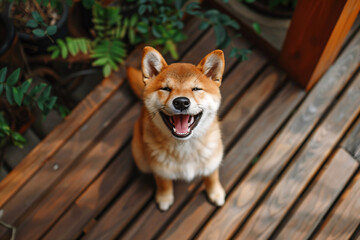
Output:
[[127, 46, 225, 211]]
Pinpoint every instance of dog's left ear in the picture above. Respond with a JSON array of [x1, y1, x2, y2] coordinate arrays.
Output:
[[197, 50, 225, 87]]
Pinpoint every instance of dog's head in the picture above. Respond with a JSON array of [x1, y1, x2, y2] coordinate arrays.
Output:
[[142, 46, 224, 140]]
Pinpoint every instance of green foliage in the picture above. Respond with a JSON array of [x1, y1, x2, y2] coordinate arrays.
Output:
[[229, 48, 252, 61], [47, 38, 92, 59], [26, 11, 57, 38], [252, 22, 261, 34], [0, 67, 57, 116], [92, 40, 126, 77], [0, 113, 26, 149], [0, 67, 60, 149]]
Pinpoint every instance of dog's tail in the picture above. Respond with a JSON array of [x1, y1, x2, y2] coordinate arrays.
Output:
[[127, 67, 144, 99]]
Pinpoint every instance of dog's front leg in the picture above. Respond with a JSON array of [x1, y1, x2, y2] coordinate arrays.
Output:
[[203, 168, 225, 206], [154, 174, 174, 211]]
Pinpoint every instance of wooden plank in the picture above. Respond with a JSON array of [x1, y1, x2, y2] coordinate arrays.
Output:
[[176, 17, 208, 58], [157, 83, 304, 240], [279, 0, 360, 90], [219, 49, 267, 117], [79, 27, 253, 240], [43, 146, 135, 240], [236, 71, 360, 239], [315, 173, 360, 240], [196, 30, 360, 240], [175, 29, 241, 72], [0, 83, 136, 238], [342, 117, 360, 161], [84, 175, 154, 240], [11, 104, 140, 240], [276, 149, 359, 239], [222, 65, 285, 147], [0, 70, 125, 208]]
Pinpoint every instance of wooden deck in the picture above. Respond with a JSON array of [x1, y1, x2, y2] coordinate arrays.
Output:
[[0, 17, 359, 240]]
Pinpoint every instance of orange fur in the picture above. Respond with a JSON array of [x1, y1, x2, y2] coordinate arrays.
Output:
[[126, 67, 144, 99], [127, 46, 226, 211]]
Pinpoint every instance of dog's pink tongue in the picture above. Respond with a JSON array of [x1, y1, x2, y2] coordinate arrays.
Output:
[[173, 115, 190, 133]]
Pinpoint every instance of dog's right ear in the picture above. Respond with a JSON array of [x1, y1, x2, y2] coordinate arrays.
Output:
[[142, 46, 168, 84]]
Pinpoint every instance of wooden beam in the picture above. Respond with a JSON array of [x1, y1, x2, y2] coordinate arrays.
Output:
[[279, 0, 360, 91]]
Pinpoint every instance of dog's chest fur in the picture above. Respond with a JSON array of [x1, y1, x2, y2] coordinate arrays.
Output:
[[145, 124, 223, 181]]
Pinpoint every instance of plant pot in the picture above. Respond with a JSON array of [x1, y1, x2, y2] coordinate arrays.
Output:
[[0, 13, 24, 69], [219, 0, 292, 50], [8, 3, 69, 55], [67, 2, 93, 38], [245, 0, 294, 19]]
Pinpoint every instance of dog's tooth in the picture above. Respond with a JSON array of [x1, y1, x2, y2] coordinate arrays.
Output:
[[189, 116, 194, 126]]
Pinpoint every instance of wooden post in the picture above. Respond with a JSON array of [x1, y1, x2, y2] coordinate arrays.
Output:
[[279, 0, 360, 91]]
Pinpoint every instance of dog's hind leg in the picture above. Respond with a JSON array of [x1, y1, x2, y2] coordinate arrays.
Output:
[[132, 118, 151, 173]]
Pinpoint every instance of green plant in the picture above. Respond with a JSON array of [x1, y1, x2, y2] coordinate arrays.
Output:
[[26, 11, 57, 40], [0, 113, 25, 148], [0, 67, 57, 116], [0, 67, 58, 148], [48, 0, 252, 77], [5, 0, 73, 39]]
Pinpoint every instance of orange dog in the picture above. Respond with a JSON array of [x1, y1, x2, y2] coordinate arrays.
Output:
[[127, 47, 225, 211]]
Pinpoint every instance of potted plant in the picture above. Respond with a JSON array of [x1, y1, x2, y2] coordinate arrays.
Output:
[[4, 0, 70, 54], [0, 67, 58, 167], [0, 12, 23, 69]]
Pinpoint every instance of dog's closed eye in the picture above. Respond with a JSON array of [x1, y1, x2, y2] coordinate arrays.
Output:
[[192, 87, 202, 91], [160, 87, 171, 91]]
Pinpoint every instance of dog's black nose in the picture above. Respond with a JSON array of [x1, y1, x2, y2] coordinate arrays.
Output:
[[173, 97, 190, 111]]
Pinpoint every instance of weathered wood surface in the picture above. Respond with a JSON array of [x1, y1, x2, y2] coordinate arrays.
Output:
[[236, 70, 360, 239], [157, 82, 304, 240], [0, 82, 136, 238], [197, 30, 360, 240], [8, 105, 140, 240], [342, 117, 360, 162], [315, 173, 360, 240], [0, 70, 125, 208], [276, 148, 359, 239]]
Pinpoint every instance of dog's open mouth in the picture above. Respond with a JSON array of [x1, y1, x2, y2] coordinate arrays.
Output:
[[160, 112, 203, 138]]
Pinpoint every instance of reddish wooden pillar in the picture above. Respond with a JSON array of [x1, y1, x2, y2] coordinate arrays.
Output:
[[279, 0, 360, 91]]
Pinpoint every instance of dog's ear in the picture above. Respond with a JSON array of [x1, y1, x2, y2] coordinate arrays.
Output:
[[197, 50, 225, 87], [142, 46, 168, 84]]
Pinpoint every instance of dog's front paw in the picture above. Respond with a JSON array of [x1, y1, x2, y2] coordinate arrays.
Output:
[[156, 193, 174, 211], [207, 185, 226, 206]]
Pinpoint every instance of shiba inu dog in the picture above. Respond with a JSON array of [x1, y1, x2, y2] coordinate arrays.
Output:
[[127, 46, 225, 211]]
